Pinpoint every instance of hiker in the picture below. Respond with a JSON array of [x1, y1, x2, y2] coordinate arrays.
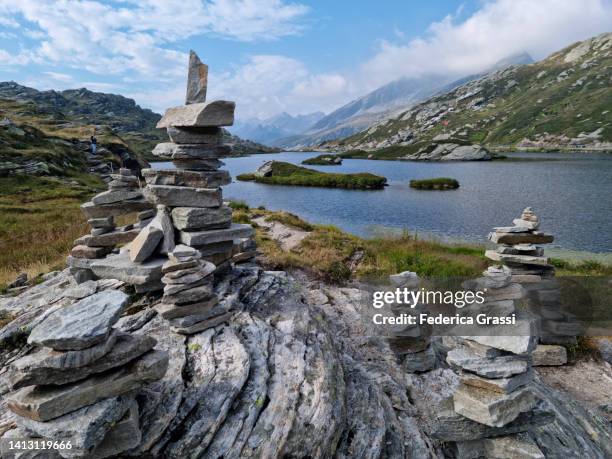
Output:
[[90, 135, 97, 154]]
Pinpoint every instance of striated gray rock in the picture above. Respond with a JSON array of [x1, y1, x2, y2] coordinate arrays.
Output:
[[89, 399, 140, 459], [171, 206, 232, 230], [167, 126, 222, 144], [447, 347, 529, 378], [16, 396, 133, 458], [90, 253, 164, 290], [532, 344, 568, 366], [128, 222, 163, 263], [154, 297, 218, 320], [27, 290, 128, 351], [489, 231, 554, 245], [91, 190, 142, 205], [7, 350, 168, 421], [172, 158, 225, 171], [185, 50, 208, 105], [179, 223, 254, 246], [80, 200, 153, 219], [142, 168, 231, 188], [143, 185, 222, 208], [151, 142, 231, 160], [9, 332, 157, 388], [461, 368, 534, 394], [74, 228, 140, 248], [157, 101, 235, 128]]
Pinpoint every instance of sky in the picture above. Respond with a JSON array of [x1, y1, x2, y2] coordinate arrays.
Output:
[[0, 0, 611, 120]]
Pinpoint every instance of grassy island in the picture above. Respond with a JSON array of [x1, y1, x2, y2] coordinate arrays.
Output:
[[237, 161, 387, 189], [301, 154, 342, 165], [409, 177, 460, 190]]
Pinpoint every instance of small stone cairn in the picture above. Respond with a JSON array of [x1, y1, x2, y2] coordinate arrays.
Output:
[[386, 271, 436, 373], [3, 290, 169, 458], [487, 207, 572, 363], [67, 168, 153, 283], [132, 50, 255, 334]]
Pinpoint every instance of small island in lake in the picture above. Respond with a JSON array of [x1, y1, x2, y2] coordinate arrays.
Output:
[[302, 154, 343, 165], [237, 161, 387, 189], [409, 177, 460, 190]]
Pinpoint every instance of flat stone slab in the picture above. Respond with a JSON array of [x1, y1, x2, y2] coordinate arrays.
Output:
[[142, 168, 231, 188], [402, 345, 436, 373], [489, 231, 554, 245], [171, 311, 232, 335], [167, 126, 222, 144], [447, 347, 529, 378], [532, 344, 567, 366], [465, 327, 538, 355], [91, 252, 165, 287], [7, 350, 168, 421], [89, 399, 141, 458], [152, 142, 231, 160], [157, 100, 235, 128], [27, 290, 129, 351], [91, 190, 142, 205], [456, 434, 544, 459], [461, 368, 534, 394], [180, 223, 254, 246], [143, 185, 222, 207], [171, 206, 232, 230], [16, 396, 133, 456], [80, 200, 154, 219], [10, 332, 157, 388], [162, 283, 215, 305], [155, 296, 218, 320], [75, 228, 140, 248], [70, 245, 112, 259], [172, 158, 225, 170], [128, 223, 163, 263], [485, 250, 549, 266], [453, 384, 538, 427]]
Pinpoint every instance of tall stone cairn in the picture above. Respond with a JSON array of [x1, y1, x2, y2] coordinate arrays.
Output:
[[67, 168, 153, 284], [139, 50, 255, 335], [3, 290, 169, 458]]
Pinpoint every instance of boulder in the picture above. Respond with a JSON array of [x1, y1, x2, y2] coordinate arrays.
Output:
[[142, 169, 231, 188], [171, 206, 232, 230], [254, 161, 274, 177], [151, 142, 231, 160], [185, 50, 208, 105], [27, 290, 129, 351], [453, 384, 538, 427], [143, 185, 222, 207], [156, 100, 235, 128], [7, 350, 168, 421]]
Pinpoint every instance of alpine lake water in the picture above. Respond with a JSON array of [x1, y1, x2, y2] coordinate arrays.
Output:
[[152, 151, 612, 260]]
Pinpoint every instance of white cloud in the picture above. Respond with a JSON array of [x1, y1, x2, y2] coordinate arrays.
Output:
[[359, 0, 612, 90]]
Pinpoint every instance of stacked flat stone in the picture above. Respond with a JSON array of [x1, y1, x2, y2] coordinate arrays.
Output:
[[3, 290, 168, 458], [487, 207, 573, 360], [154, 245, 233, 335], [67, 168, 153, 284], [386, 271, 435, 372]]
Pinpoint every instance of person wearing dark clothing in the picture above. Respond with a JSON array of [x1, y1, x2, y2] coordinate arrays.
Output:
[[90, 135, 97, 154]]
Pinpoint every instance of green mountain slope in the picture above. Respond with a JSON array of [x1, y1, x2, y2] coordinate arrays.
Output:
[[327, 33, 612, 156]]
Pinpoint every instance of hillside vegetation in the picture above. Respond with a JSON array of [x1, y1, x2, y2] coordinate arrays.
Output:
[[325, 33, 612, 156]]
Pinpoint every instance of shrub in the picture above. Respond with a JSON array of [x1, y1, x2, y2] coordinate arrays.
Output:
[[409, 177, 460, 190]]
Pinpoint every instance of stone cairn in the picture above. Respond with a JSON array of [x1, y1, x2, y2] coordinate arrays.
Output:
[[67, 168, 153, 284], [3, 290, 169, 458], [386, 271, 436, 373], [134, 50, 255, 334], [487, 207, 572, 365]]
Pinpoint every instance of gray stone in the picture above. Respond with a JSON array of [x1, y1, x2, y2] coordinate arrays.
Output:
[[446, 347, 529, 378], [88, 217, 114, 228], [482, 282, 524, 301], [532, 344, 567, 366], [186, 50, 208, 105], [465, 324, 538, 355], [128, 223, 163, 263], [90, 227, 111, 236], [90, 252, 164, 288], [91, 190, 142, 205], [163, 276, 212, 296], [154, 296, 218, 320], [143, 184, 222, 207], [157, 100, 235, 128], [168, 301, 230, 328], [10, 332, 157, 388], [513, 218, 540, 230], [143, 168, 230, 188], [138, 209, 156, 220], [171, 311, 232, 335], [75, 228, 140, 248], [89, 400, 141, 458], [496, 244, 543, 256], [493, 226, 531, 233], [7, 350, 168, 421], [483, 434, 544, 458], [461, 368, 534, 394], [162, 283, 215, 305], [27, 290, 129, 351], [389, 271, 420, 288], [171, 206, 232, 230], [453, 384, 538, 427], [151, 142, 231, 160], [63, 280, 98, 299], [172, 158, 225, 170], [167, 126, 223, 144], [180, 223, 254, 246], [485, 250, 550, 266], [152, 205, 175, 255], [80, 200, 153, 219], [403, 345, 436, 372], [69, 245, 111, 259], [489, 231, 554, 245], [198, 240, 234, 256], [162, 258, 199, 274], [16, 396, 133, 457]]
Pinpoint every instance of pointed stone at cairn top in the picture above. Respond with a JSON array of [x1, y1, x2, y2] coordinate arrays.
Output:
[[186, 50, 208, 105]]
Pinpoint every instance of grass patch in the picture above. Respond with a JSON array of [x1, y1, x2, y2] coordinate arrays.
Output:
[[301, 154, 342, 165], [550, 258, 612, 276], [409, 177, 460, 190], [0, 173, 105, 289], [237, 161, 387, 190], [264, 212, 314, 231]]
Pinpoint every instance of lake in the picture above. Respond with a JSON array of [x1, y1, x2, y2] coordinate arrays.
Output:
[[152, 151, 612, 255]]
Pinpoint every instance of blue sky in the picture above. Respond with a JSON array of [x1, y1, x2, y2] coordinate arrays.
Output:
[[0, 0, 610, 119]]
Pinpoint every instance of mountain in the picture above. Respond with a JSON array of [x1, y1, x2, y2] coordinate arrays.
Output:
[[230, 111, 324, 145], [275, 54, 534, 149], [0, 82, 278, 175], [327, 33, 611, 156]]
